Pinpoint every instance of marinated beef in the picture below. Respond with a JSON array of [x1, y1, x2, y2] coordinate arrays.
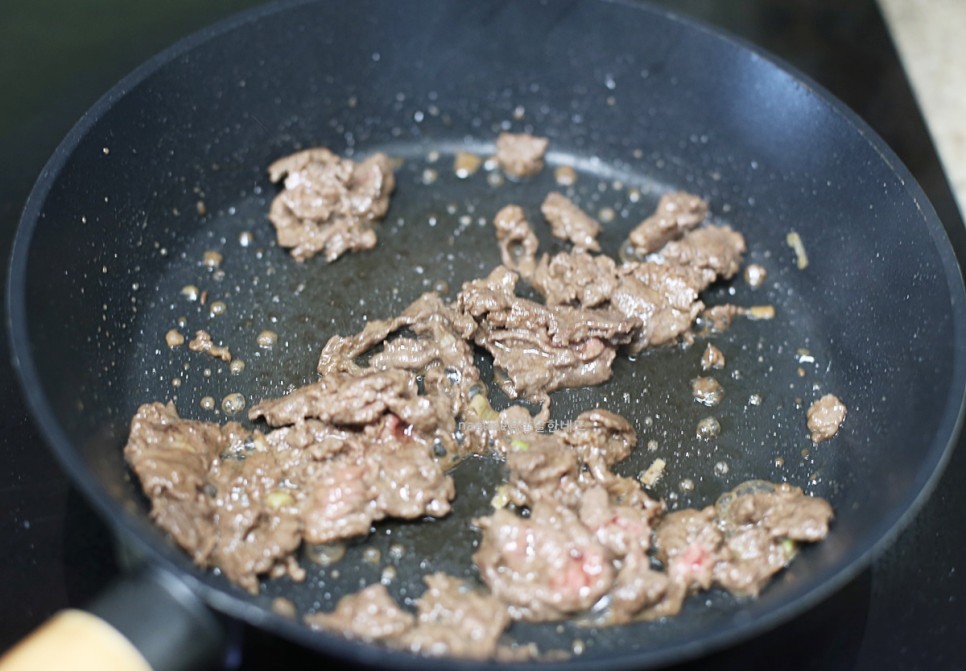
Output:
[[308, 575, 510, 659], [458, 266, 640, 401], [531, 249, 618, 308], [401, 573, 511, 659], [541, 192, 601, 251], [305, 584, 414, 642], [267, 148, 395, 262], [493, 205, 538, 277], [807, 394, 847, 442], [649, 480, 834, 616], [627, 192, 708, 255], [474, 503, 616, 621], [495, 132, 549, 178]]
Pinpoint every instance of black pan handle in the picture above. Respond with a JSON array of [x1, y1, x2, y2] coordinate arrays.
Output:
[[0, 567, 224, 671]]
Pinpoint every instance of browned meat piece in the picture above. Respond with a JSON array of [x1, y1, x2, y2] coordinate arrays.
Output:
[[305, 584, 415, 642], [530, 250, 617, 307], [628, 192, 708, 255], [540, 192, 601, 251], [558, 408, 637, 468], [606, 549, 670, 624], [124, 403, 303, 593], [691, 376, 724, 406], [504, 434, 583, 508], [495, 132, 549, 178], [401, 573, 511, 659], [807, 394, 847, 442], [612, 262, 705, 352], [700, 304, 746, 332], [187, 329, 231, 361], [493, 205, 538, 277], [654, 225, 746, 281], [249, 369, 443, 434], [474, 503, 615, 621], [458, 266, 640, 400], [701, 343, 726, 370], [316, 292, 484, 454], [267, 148, 395, 262], [577, 485, 659, 558]]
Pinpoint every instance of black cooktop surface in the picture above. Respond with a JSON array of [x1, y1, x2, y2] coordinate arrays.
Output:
[[2, 1, 964, 669]]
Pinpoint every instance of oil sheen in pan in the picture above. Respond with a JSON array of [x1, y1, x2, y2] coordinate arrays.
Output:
[[125, 141, 845, 654]]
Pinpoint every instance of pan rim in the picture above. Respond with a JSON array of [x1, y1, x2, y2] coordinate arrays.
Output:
[[6, 0, 966, 668]]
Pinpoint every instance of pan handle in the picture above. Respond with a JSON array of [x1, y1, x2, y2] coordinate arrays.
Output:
[[0, 567, 225, 671]]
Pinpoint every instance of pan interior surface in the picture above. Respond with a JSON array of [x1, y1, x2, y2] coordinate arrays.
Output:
[[9, 0, 965, 668]]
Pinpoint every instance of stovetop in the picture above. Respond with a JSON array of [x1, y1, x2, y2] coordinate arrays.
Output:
[[2, 1, 964, 669]]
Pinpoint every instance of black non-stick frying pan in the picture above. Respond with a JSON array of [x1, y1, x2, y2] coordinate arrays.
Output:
[[5, 0, 966, 669]]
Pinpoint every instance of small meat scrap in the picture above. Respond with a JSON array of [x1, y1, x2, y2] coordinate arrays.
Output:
[[700, 304, 746, 333], [540, 192, 601, 251], [807, 394, 847, 442], [493, 205, 538, 277], [691, 377, 724, 407], [627, 192, 708, 255], [188, 329, 231, 361], [701, 343, 726, 370], [495, 132, 549, 178], [267, 147, 395, 262], [458, 266, 640, 400]]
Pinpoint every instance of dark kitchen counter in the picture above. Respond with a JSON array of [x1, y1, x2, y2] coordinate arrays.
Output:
[[2, 1, 964, 669]]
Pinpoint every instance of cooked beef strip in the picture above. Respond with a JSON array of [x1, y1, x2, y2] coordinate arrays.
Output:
[[249, 369, 444, 434], [649, 480, 834, 616], [317, 291, 486, 454], [651, 224, 746, 281], [305, 583, 415, 642], [458, 266, 640, 401], [493, 204, 539, 277], [605, 549, 670, 624], [308, 574, 510, 659], [699, 303, 747, 333], [531, 249, 618, 308], [401, 573, 511, 659], [267, 148, 395, 262], [125, 402, 303, 593], [495, 132, 549, 178], [541, 192, 602, 251], [474, 503, 616, 621], [807, 394, 847, 442], [627, 192, 708, 255], [126, 400, 454, 591]]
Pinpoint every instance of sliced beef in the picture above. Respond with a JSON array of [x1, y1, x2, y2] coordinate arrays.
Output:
[[493, 205, 538, 277], [125, 402, 303, 593], [611, 262, 705, 352], [541, 192, 601, 251], [249, 369, 444, 434], [474, 503, 615, 621], [504, 434, 583, 508], [606, 549, 670, 624], [495, 132, 549, 178], [316, 292, 484, 453], [807, 394, 847, 442], [267, 148, 395, 262], [531, 249, 617, 308], [559, 408, 637, 468], [652, 225, 746, 281], [627, 192, 708, 255], [458, 266, 640, 400], [305, 584, 415, 642], [401, 573, 511, 659]]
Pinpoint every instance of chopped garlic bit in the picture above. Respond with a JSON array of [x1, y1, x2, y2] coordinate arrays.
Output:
[[786, 231, 809, 270]]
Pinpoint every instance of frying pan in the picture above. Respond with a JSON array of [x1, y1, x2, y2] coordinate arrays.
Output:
[[5, 0, 966, 669]]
